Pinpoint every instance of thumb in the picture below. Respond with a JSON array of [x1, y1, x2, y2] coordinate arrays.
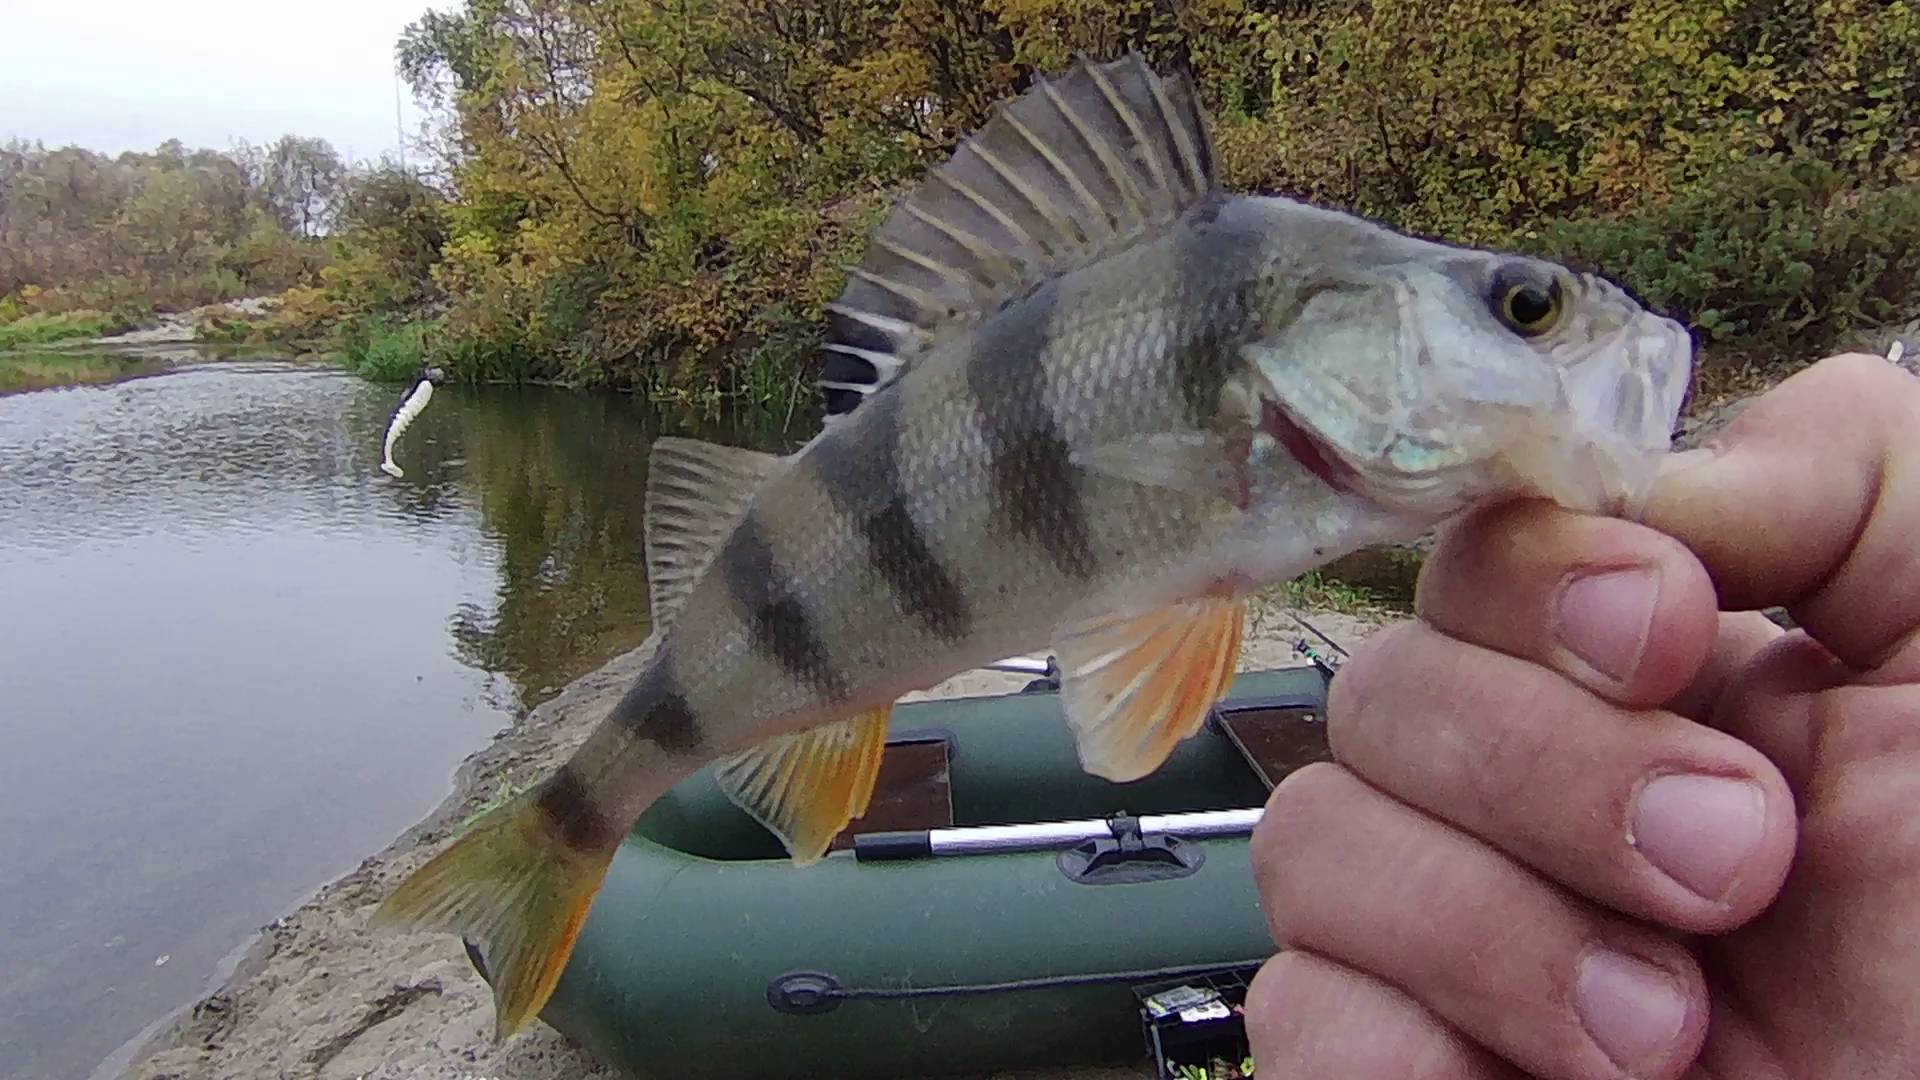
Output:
[[1641, 353, 1920, 671]]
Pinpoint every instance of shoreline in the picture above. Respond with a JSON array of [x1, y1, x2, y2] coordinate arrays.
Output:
[[115, 606, 1380, 1080], [0, 302, 279, 397]]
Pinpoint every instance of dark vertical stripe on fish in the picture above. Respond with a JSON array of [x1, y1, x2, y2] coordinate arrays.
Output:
[[964, 286, 1097, 579], [1172, 214, 1250, 426], [1171, 327, 1235, 427], [720, 516, 850, 698], [611, 660, 705, 754], [809, 390, 974, 641], [534, 763, 619, 851], [865, 499, 973, 639]]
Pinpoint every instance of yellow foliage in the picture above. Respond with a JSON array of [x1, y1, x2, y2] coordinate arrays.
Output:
[[353, 0, 1919, 402], [257, 285, 342, 341]]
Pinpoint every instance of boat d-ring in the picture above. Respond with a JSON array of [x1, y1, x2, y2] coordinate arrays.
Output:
[[766, 971, 847, 1015]]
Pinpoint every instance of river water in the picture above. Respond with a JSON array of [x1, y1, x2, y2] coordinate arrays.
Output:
[[0, 359, 761, 1079]]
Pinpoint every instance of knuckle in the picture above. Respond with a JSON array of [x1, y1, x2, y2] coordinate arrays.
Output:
[[1821, 349, 1912, 383], [1799, 351, 1920, 417], [1244, 951, 1307, 1019], [1326, 621, 1417, 731], [1263, 760, 1351, 829], [1242, 956, 1312, 1069], [1253, 762, 1355, 898], [1454, 706, 1556, 820]]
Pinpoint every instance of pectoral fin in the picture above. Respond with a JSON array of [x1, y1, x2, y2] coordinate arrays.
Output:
[[713, 708, 892, 864], [1054, 597, 1246, 782], [1072, 432, 1245, 502]]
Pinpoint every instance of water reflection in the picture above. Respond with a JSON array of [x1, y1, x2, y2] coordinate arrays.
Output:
[[437, 387, 657, 707], [0, 351, 171, 396], [0, 361, 772, 1079], [425, 386, 793, 709]]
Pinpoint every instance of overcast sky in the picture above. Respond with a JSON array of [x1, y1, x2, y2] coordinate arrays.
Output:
[[1, 0, 452, 163]]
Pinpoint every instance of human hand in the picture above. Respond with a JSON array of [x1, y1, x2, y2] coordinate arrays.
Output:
[[1245, 353, 1920, 1079]]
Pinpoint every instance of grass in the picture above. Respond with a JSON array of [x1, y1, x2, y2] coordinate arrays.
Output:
[[337, 317, 434, 382], [0, 309, 130, 350], [1262, 544, 1425, 619], [458, 777, 534, 834], [1270, 571, 1395, 616], [0, 351, 159, 394]]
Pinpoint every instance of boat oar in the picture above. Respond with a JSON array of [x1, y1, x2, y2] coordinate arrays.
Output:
[[982, 654, 1059, 691], [852, 808, 1262, 861]]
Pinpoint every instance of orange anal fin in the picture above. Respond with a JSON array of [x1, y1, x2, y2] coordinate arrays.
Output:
[[1054, 596, 1246, 782], [713, 706, 893, 865]]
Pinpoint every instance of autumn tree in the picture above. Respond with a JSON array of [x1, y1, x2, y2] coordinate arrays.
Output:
[[333, 0, 1920, 401], [261, 136, 347, 239], [0, 137, 348, 314]]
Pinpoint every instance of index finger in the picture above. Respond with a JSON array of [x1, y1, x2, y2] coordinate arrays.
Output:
[[1643, 354, 1920, 672]]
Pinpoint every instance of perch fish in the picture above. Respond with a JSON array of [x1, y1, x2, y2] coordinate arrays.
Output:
[[373, 53, 1694, 1039]]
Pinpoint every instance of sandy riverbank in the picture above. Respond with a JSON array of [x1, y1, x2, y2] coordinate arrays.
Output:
[[117, 606, 1381, 1080]]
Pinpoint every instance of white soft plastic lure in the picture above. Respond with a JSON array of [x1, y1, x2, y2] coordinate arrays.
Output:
[[379, 370, 441, 478]]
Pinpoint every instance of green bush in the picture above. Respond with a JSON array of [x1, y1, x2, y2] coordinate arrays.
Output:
[[192, 308, 265, 344], [1533, 158, 1920, 369], [336, 316, 434, 382], [0, 310, 129, 350], [436, 333, 535, 384], [736, 307, 819, 422], [190, 267, 249, 305]]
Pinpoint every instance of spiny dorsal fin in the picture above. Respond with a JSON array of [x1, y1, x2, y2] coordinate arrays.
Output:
[[1054, 596, 1245, 782], [819, 52, 1220, 425], [713, 707, 892, 864], [644, 437, 785, 631]]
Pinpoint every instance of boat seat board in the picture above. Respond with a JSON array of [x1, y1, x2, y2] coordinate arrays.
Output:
[[829, 737, 956, 852], [1214, 706, 1330, 790]]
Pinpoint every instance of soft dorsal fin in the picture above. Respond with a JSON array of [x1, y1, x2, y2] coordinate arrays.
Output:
[[643, 437, 785, 631], [819, 52, 1220, 425]]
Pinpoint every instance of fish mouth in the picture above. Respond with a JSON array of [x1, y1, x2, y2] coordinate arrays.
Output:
[[1257, 387, 1475, 512], [1532, 307, 1694, 515], [1258, 394, 1359, 495], [1556, 279, 1694, 453]]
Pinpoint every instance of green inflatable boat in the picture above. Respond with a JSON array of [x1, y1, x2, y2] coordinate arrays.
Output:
[[481, 659, 1338, 1078]]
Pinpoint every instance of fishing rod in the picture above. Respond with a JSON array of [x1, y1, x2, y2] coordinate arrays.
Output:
[[1288, 612, 1348, 676]]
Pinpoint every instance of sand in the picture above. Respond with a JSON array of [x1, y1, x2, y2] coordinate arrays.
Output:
[[114, 606, 1382, 1080]]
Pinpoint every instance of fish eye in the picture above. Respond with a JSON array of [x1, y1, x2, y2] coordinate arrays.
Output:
[[1492, 271, 1563, 337]]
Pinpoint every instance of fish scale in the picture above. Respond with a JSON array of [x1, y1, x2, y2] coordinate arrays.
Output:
[[372, 51, 1694, 1045]]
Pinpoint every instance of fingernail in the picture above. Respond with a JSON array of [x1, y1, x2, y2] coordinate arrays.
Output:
[[1556, 568, 1658, 684], [1631, 773, 1767, 901], [1576, 948, 1688, 1073]]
